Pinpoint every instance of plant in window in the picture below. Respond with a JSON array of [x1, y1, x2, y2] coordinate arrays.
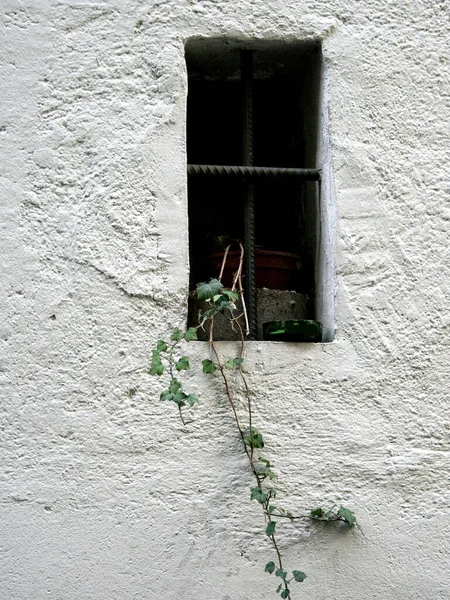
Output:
[[149, 244, 358, 599]]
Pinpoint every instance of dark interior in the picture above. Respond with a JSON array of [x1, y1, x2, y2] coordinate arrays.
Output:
[[186, 40, 322, 300]]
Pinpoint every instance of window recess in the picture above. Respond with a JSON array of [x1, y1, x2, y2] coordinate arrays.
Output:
[[186, 40, 330, 342]]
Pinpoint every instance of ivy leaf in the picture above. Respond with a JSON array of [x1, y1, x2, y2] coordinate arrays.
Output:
[[210, 293, 235, 313], [168, 379, 182, 394], [150, 350, 164, 376], [170, 328, 182, 342], [265, 521, 276, 537], [173, 390, 187, 407], [276, 584, 282, 594], [187, 394, 199, 407], [310, 507, 329, 520], [337, 506, 357, 527], [243, 427, 264, 449], [199, 307, 218, 320], [196, 279, 223, 301], [176, 356, 190, 371], [265, 561, 276, 574], [160, 390, 173, 402], [223, 357, 244, 369], [217, 235, 230, 247], [221, 289, 239, 303], [275, 569, 287, 581], [292, 570, 307, 582], [156, 340, 167, 352], [280, 588, 290, 599], [250, 488, 269, 504], [202, 359, 217, 374], [268, 505, 277, 514], [184, 328, 198, 342]]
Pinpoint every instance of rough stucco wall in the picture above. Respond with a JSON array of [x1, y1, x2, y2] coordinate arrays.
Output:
[[1, 1, 449, 598]]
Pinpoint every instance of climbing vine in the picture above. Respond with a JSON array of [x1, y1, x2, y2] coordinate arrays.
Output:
[[149, 243, 358, 599]]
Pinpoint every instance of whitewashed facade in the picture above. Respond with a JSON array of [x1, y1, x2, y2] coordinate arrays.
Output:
[[1, 1, 449, 599]]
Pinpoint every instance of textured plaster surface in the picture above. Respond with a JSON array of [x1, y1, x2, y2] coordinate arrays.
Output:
[[1, 1, 449, 599]]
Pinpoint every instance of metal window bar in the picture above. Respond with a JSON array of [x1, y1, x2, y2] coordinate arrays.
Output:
[[187, 50, 321, 340], [187, 164, 321, 180]]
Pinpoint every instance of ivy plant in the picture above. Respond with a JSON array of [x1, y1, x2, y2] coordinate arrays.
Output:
[[149, 242, 359, 599]]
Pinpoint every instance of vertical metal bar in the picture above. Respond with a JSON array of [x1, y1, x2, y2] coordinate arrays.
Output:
[[241, 49, 257, 339]]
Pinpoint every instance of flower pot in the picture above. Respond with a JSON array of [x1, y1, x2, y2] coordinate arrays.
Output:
[[263, 319, 323, 342], [206, 250, 302, 291]]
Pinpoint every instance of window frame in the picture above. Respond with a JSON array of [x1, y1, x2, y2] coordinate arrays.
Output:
[[186, 40, 335, 342]]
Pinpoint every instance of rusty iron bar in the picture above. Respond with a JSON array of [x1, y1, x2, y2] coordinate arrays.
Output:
[[241, 49, 257, 340], [187, 164, 321, 181]]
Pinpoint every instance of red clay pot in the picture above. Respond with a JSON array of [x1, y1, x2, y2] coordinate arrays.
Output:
[[206, 250, 302, 291]]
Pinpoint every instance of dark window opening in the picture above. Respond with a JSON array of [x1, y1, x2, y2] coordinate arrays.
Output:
[[186, 40, 323, 341]]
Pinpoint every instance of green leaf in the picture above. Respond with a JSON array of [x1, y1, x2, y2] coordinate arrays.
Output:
[[156, 340, 167, 352], [160, 390, 173, 402], [250, 488, 269, 504], [184, 327, 198, 342], [196, 279, 223, 301], [150, 350, 164, 376], [292, 570, 307, 582], [170, 328, 182, 342], [243, 427, 264, 449], [310, 507, 329, 520], [202, 292, 235, 314], [337, 506, 357, 527], [173, 390, 187, 407], [199, 307, 218, 320], [176, 356, 190, 371], [276, 584, 282, 594], [168, 379, 182, 394], [187, 394, 199, 407], [202, 359, 217, 374], [268, 505, 277, 514], [221, 289, 239, 303], [223, 357, 244, 369], [275, 569, 287, 581], [265, 561, 276, 574], [280, 588, 290, 599], [217, 235, 229, 247], [265, 521, 276, 537]]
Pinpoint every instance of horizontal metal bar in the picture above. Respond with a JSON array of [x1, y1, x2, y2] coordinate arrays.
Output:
[[187, 164, 321, 181]]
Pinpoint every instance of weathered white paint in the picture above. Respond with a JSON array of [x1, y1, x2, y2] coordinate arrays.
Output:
[[1, 1, 449, 599]]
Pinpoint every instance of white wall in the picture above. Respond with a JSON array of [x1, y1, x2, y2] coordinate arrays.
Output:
[[1, 1, 449, 599]]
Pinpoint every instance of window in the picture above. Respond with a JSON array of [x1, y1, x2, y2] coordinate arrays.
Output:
[[186, 39, 333, 342]]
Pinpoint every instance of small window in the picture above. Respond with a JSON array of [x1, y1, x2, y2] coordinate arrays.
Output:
[[186, 39, 329, 342]]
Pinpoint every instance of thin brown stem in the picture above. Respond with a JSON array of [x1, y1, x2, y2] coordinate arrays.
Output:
[[203, 243, 298, 598], [238, 242, 250, 335], [177, 404, 188, 426], [218, 244, 231, 282]]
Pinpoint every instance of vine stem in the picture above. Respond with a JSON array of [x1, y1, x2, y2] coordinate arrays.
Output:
[[209, 334, 290, 598], [210, 245, 290, 598], [177, 405, 188, 426]]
